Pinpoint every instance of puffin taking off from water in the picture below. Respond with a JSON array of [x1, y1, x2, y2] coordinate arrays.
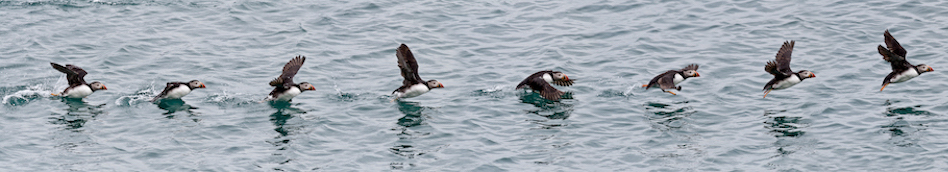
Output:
[[642, 64, 700, 95], [266, 56, 315, 101], [763, 40, 816, 98], [151, 80, 206, 102], [50, 63, 107, 98], [878, 30, 934, 91], [392, 44, 444, 100], [517, 70, 573, 100]]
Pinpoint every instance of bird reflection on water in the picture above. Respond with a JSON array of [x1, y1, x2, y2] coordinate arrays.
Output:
[[395, 101, 430, 128], [518, 91, 573, 120], [154, 99, 199, 118], [51, 98, 106, 131]]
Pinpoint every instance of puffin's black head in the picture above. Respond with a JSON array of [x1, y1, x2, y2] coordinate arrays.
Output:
[[188, 80, 207, 89], [89, 81, 107, 91], [797, 70, 816, 79], [426, 80, 444, 89], [916, 64, 934, 74], [680, 70, 700, 79], [298, 82, 316, 91], [550, 72, 570, 81]]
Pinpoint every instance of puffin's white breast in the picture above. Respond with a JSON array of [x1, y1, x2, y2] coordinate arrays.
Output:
[[395, 84, 430, 98], [770, 75, 802, 90], [64, 85, 93, 98], [673, 73, 685, 85], [542, 73, 553, 83], [271, 87, 302, 101], [890, 69, 920, 83], [163, 86, 192, 99]]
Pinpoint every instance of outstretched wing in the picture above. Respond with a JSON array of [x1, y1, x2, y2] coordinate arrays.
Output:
[[764, 60, 786, 76], [880, 30, 912, 71], [884, 30, 907, 58], [50, 63, 88, 86], [396, 44, 423, 86], [879, 45, 911, 71], [537, 82, 565, 101], [658, 71, 678, 91], [774, 40, 794, 75], [517, 72, 564, 100], [269, 55, 305, 88]]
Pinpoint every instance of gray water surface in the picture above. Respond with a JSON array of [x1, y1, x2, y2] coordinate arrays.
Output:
[[2, 0, 948, 171]]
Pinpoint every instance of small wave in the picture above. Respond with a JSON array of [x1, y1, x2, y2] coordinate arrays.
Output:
[[471, 85, 509, 98], [205, 91, 261, 107], [2, 85, 54, 106], [114, 88, 158, 107]]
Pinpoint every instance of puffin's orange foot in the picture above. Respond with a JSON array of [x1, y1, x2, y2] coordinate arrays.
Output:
[[665, 91, 677, 95], [880, 83, 889, 91]]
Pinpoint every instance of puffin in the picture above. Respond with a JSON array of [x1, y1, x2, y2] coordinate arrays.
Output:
[[516, 71, 573, 100], [150, 80, 206, 102], [50, 63, 107, 98], [266, 55, 316, 101], [642, 64, 700, 95], [878, 30, 934, 91], [392, 44, 444, 100], [763, 40, 816, 98]]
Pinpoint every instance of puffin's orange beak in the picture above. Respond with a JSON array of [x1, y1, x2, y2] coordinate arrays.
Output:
[[200, 84, 206, 88], [694, 72, 700, 77], [101, 85, 108, 90], [564, 75, 570, 81], [929, 67, 935, 72], [810, 73, 816, 78], [439, 83, 445, 88]]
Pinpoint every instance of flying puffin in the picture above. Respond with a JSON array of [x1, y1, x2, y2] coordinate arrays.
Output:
[[516, 70, 573, 100], [392, 44, 444, 100], [642, 64, 700, 95], [878, 30, 934, 91], [50, 63, 107, 98], [266, 56, 315, 101], [151, 80, 206, 102], [763, 40, 816, 98]]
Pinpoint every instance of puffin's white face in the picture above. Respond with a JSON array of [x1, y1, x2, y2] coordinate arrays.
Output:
[[917, 64, 934, 73], [682, 70, 700, 77], [426, 80, 444, 89], [551, 72, 569, 81], [189, 80, 206, 89], [798, 70, 816, 79], [89, 82, 107, 91], [298, 82, 316, 91]]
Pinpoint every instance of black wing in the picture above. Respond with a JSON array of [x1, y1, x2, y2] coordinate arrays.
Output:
[[764, 61, 786, 77], [151, 82, 184, 101], [880, 30, 912, 71], [50, 63, 88, 86], [517, 71, 564, 100], [397, 44, 423, 87], [879, 45, 912, 71], [645, 70, 668, 90], [775, 40, 794, 75], [269, 55, 305, 88], [658, 71, 679, 91], [884, 30, 907, 58]]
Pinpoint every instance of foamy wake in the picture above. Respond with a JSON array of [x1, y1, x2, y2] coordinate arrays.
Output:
[[2, 85, 54, 105], [114, 86, 160, 106]]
